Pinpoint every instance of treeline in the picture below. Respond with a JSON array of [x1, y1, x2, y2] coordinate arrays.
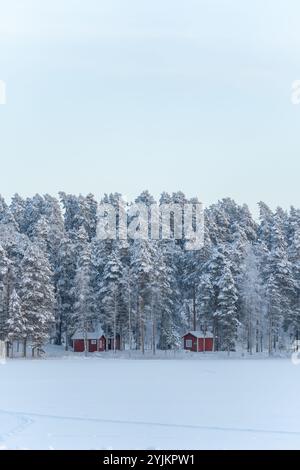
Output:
[[0, 191, 299, 356]]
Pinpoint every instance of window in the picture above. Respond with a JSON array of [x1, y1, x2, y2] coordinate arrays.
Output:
[[185, 339, 192, 348], [91, 340, 97, 345]]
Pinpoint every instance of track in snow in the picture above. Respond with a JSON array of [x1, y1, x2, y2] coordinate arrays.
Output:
[[0, 411, 34, 445], [0, 408, 299, 438]]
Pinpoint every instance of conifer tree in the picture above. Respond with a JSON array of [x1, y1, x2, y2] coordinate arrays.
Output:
[[20, 244, 55, 356], [6, 289, 27, 357]]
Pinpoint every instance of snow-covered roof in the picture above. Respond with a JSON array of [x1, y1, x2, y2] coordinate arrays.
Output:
[[72, 326, 104, 340], [183, 331, 214, 339]]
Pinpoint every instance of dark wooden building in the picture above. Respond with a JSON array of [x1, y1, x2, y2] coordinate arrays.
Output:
[[72, 327, 121, 352], [182, 331, 214, 352]]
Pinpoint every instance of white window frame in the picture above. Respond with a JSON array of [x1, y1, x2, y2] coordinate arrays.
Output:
[[91, 340, 97, 345], [185, 339, 193, 348]]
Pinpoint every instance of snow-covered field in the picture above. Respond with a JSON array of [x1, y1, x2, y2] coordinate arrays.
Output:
[[0, 357, 300, 450]]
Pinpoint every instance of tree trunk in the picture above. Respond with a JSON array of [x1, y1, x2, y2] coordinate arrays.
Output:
[[23, 339, 27, 358], [113, 293, 117, 353], [213, 320, 219, 351], [152, 317, 156, 355], [84, 328, 88, 356], [248, 306, 253, 354], [55, 319, 62, 346], [192, 286, 197, 331], [65, 327, 69, 351], [135, 296, 140, 350], [128, 289, 132, 351], [255, 320, 259, 353], [105, 326, 109, 351], [140, 296, 145, 354], [268, 326, 272, 355]]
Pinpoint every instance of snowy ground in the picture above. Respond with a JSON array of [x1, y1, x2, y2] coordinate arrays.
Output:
[[0, 356, 300, 449]]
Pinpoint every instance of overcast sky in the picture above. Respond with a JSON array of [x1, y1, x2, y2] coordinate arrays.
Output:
[[0, 0, 300, 214]]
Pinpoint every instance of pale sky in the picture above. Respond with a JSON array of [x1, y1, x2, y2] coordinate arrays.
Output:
[[0, 0, 300, 214]]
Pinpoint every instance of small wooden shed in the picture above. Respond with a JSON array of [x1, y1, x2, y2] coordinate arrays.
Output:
[[182, 331, 214, 352], [72, 327, 121, 352]]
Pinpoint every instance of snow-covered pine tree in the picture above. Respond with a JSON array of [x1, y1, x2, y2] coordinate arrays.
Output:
[[0, 244, 10, 341], [6, 289, 27, 357], [20, 244, 55, 356], [59, 192, 84, 234], [240, 244, 265, 353], [99, 249, 125, 351], [288, 206, 300, 247], [197, 270, 214, 333], [264, 212, 295, 353], [266, 273, 283, 354], [56, 235, 77, 347], [286, 227, 300, 343], [258, 201, 274, 250], [216, 263, 239, 353], [43, 194, 65, 267], [130, 239, 157, 353], [82, 193, 98, 240], [73, 194, 96, 241], [59, 193, 97, 241], [23, 194, 47, 238], [156, 242, 181, 350], [73, 241, 95, 354], [10, 193, 26, 233], [0, 195, 9, 223], [121, 264, 134, 350], [200, 245, 229, 350], [32, 215, 49, 252]]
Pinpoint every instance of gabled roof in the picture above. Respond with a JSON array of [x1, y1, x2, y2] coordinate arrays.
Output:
[[72, 325, 104, 340], [183, 330, 214, 339]]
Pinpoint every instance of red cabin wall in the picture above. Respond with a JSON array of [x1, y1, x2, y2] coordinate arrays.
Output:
[[197, 337, 213, 351], [89, 340, 98, 352], [73, 339, 85, 352], [183, 334, 214, 352], [183, 334, 197, 352], [73, 336, 119, 352]]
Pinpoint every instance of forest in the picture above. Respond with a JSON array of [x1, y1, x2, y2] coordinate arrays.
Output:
[[0, 191, 298, 356]]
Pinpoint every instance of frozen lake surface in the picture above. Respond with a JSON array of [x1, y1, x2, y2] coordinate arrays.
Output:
[[0, 357, 299, 449]]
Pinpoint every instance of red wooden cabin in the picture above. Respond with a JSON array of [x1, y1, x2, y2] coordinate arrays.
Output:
[[72, 326, 121, 353], [183, 331, 214, 352]]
